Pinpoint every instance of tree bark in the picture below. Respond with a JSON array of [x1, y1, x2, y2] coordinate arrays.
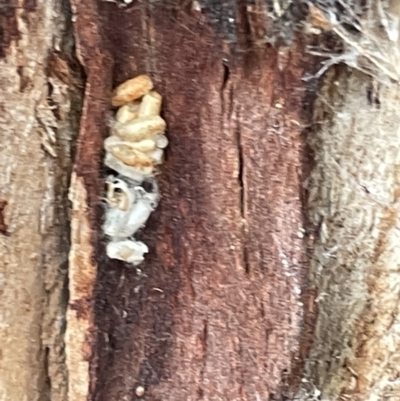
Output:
[[68, 2, 312, 400], [2, 1, 400, 401], [0, 0, 82, 400]]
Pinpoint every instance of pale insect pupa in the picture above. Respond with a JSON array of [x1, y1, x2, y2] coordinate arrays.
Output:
[[103, 177, 159, 239], [106, 240, 149, 266], [138, 91, 162, 117], [103, 74, 167, 265], [115, 101, 141, 123], [111, 75, 153, 107], [113, 115, 166, 142]]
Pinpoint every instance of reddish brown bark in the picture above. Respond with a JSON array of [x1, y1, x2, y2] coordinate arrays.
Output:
[[70, 2, 315, 400]]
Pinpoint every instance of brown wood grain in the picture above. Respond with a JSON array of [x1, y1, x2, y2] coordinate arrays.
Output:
[[70, 1, 315, 400]]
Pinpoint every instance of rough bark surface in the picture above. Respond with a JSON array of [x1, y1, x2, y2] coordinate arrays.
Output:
[[305, 70, 400, 401], [0, 0, 82, 400], [300, 3, 400, 400], [5, 1, 400, 401], [68, 1, 313, 400]]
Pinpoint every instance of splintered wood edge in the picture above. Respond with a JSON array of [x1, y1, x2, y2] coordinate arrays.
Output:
[[66, 172, 97, 401]]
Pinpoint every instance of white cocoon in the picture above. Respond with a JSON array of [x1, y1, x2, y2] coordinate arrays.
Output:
[[106, 239, 149, 265]]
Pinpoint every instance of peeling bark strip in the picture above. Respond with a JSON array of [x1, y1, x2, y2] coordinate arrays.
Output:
[[67, 0, 112, 398], [67, 173, 98, 401], [70, 1, 311, 400]]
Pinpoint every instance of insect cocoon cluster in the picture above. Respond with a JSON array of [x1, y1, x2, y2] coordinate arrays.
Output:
[[102, 75, 167, 266]]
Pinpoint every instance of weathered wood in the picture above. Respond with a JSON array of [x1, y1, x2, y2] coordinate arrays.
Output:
[[300, 3, 400, 400], [69, 1, 312, 400], [4, 1, 400, 401], [0, 0, 82, 400], [306, 65, 400, 401]]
